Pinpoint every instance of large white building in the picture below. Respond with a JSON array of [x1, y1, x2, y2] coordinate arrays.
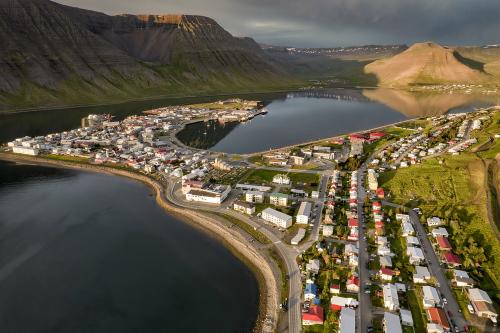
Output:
[[12, 146, 39, 156], [261, 207, 292, 228], [296, 201, 312, 224], [185, 184, 231, 204], [272, 174, 291, 185], [245, 191, 264, 203], [367, 169, 378, 191]]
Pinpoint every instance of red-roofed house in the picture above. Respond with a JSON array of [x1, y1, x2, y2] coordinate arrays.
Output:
[[348, 228, 359, 241], [347, 276, 360, 293], [302, 305, 324, 325], [350, 133, 367, 142], [442, 252, 461, 267], [427, 307, 450, 331], [348, 219, 359, 228], [379, 267, 394, 281], [369, 132, 386, 140], [376, 188, 385, 199], [372, 201, 382, 211], [330, 284, 341, 294], [331, 138, 345, 145], [436, 236, 452, 251]]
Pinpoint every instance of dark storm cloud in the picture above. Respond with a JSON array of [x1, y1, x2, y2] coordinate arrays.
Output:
[[55, 0, 500, 47]]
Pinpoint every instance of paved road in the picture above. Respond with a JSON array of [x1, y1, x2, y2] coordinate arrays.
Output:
[[383, 201, 467, 332], [164, 179, 303, 333], [356, 166, 373, 333]]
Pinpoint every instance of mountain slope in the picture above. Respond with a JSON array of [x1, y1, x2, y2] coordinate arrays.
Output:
[[364, 42, 492, 86], [0, 0, 297, 110]]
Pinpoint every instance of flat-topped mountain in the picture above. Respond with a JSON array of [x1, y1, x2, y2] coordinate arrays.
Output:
[[0, 0, 294, 109], [364, 42, 492, 86]]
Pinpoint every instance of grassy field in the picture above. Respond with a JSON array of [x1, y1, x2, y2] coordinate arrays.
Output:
[[242, 169, 320, 187], [209, 212, 271, 245], [379, 153, 500, 294]]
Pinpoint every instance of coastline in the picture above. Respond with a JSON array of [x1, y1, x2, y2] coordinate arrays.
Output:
[[0, 153, 281, 333]]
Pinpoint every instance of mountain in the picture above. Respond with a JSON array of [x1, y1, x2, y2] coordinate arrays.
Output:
[[0, 0, 297, 110], [364, 42, 493, 87]]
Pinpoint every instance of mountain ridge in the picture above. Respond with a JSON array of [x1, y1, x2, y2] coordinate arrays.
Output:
[[0, 0, 297, 110]]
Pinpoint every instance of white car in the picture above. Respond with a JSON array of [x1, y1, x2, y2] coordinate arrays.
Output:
[[467, 304, 475, 314]]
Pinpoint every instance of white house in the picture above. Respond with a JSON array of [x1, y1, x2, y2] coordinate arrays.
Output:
[[261, 207, 293, 228], [400, 309, 414, 327], [427, 217, 443, 227], [272, 174, 291, 185], [233, 201, 256, 215], [323, 225, 334, 237], [402, 221, 415, 237], [306, 259, 320, 274], [422, 286, 441, 308], [413, 266, 431, 284], [431, 227, 449, 238], [296, 201, 312, 224], [407, 247, 425, 264], [406, 236, 420, 247], [245, 190, 264, 203], [383, 284, 400, 311], [453, 269, 475, 288], [468, 288, 498, 323], [383, 312, 402, 333], [377, 245, 393, 256]]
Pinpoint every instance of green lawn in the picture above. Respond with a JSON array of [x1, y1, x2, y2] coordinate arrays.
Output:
[[242, 169, 320, 187], [407, 289, 426, 333]]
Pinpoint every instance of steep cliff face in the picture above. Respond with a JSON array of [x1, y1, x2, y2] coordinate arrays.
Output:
[[0, 0, 293, 109]]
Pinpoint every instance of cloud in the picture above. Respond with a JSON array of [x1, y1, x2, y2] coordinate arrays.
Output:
[[55, 0, 500, 47]]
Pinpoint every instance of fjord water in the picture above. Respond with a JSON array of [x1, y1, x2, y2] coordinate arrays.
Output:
[[0, 161, 259, 332]]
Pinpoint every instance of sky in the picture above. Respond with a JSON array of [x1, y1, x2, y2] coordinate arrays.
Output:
[[56, 0, 500, 48]]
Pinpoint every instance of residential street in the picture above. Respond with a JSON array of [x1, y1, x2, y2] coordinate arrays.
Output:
[[383, 201, 468, 332]]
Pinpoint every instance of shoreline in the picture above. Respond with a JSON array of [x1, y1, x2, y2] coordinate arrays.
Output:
[[0, 88, 300, 115], [0, 153, 280, 333]]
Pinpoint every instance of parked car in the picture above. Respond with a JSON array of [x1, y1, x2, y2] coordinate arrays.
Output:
[[467, 304, 475, 314]]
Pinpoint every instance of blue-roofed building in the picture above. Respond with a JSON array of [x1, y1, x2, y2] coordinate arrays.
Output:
[[304, 282, 317, 301]]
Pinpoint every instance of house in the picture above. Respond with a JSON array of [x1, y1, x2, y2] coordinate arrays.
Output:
[[233, 200, 256, 215], [302, 305, 324, 325], [348, 218, 359, 228], [269, 193, 288, 206], [427, 217, 443, 227], [402, 221, 415, 236], [377, 236, 388, 246], [261, 207, 293, 228], [379, 267, 394, 281], [245, 190, 264, 203], [306, 259, 320, 274], [383, 312, 402, 333], [380, 255, 393, 268], [345, 244, 359, 256], [431, 227, 449, 238], [442, 251, 461, 267], [330, 284, 341, 294], [468, 288, 498, 322], [291, 155, 306, 165], [376, 188, 385, 199], [296, 201, 312, 224], [383, 284, 399, 311], [400, 309, 414, 327], [272, 174, 291, 185], [339, 307, 356, 333], [453, 270, 475, 288], [323, 225, 334, 237], [422, 286, 441, 308], [372, 201, 382, 212], [406, 236, 420, 247], [407, 246, 425, 264], [427, 323, 445, 333], [435, 236, 452, 251], [348, 254, 358, 267], [304, 282, 318, 301], [331, 296, 359, 310], [426, 308, 450, 331], [347, 276, 360, 293], [413, 266, 431, 284], [377, 245, 392, 256]]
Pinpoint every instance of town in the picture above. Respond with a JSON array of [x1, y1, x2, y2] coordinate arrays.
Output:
[[2, 100, 499, 333]]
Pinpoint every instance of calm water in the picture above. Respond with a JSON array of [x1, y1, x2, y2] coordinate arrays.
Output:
[[177, 91, 408, 154], [0, 161, 259, 332]]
